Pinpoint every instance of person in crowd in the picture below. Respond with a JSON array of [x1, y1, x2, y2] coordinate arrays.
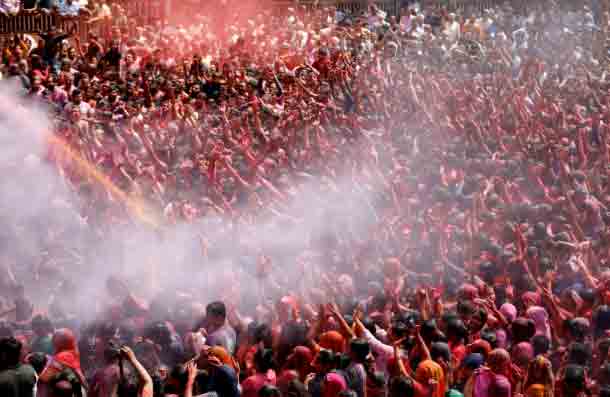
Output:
[[0, 2, 609, 397], [0, 337, 37, 397]]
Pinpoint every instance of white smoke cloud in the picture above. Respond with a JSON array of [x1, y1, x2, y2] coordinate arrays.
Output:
[[0, 84, 382, 322]]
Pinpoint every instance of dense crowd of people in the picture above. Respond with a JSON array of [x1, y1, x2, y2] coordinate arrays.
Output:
[[2, 0, 610, 396]]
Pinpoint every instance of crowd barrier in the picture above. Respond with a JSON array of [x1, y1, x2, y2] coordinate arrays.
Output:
[[273, 0, 402, 17], [0, 10, 89, 40], [0, 0, 163, 43], [272, 0, 515, 17], [0, 10, 118, 43], [0, 0, 589, 42]]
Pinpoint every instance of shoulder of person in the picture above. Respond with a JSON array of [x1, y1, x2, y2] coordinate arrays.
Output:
[[17, 363, 37, 378]]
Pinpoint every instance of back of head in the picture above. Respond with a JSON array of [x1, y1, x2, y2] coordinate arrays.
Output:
[[32, 314, 53, 334], [0, 321, 14, 338], [349, 338, 370, 362], [430, 342, 451, 363], [360, 317, 377, 335], [563, 364, 586, 393], [0, 337, 22, 368], [389, 375, 414, 397], [595, 305, 610, 338], [165, 364, 188, 395], [259, 384, 282, 397], [254, 348, 275, 373], [143, 322, 172, 346], [255, 323, 273, 347], [446, 318, 467, 342], [27, 352, 48, 374], [531, 335, 550, 356], [206, 301, 227, 320], [567, 342, 591, 366], [564, 318, 589, 342], [283, 379, 309, 397]]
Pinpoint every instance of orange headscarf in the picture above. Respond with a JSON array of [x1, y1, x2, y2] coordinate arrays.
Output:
[[414, 360, 446, 397], [207, 346, 240, 374], [526, 384, 548, 397], [319, 331, 345, 353]]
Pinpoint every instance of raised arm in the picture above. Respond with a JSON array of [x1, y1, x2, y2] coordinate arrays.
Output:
[[120, 347, 153, 397]]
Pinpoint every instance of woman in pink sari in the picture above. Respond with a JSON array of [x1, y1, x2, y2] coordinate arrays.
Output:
[[464, 349, 512, 397], [496, 303, 517, 349]]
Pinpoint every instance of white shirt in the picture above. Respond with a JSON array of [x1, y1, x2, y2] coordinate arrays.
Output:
[[65, 100, 94, 116], [400, 15, 412, 33], [444, 20, 461, 42]]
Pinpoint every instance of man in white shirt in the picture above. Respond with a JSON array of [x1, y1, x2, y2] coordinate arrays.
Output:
[[444, 13, 461, 42], [64, 89, 94, 118]]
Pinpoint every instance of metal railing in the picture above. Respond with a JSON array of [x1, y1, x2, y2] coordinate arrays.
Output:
[[0, 9, 94, 41], [0, 0, 163, 42], [274, 0, 402, 17]]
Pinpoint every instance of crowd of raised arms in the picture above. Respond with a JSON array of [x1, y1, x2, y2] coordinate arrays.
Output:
[[3, 0, 610, 396]]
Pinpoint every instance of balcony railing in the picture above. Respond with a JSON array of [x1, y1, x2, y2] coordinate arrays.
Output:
[[0, 9, 93, 40]]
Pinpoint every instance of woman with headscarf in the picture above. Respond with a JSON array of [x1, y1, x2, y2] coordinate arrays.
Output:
[[241, 348, 277, 397], [512, 342, 534, 371], [319, 331, 346, 354], [391, 324, 445, 397], [39, 328, 87, 396], [411, 359, 445, 397], [207, 345, 240, 378], [282, 346, 313, 382], [523, 355, 554, 397], [522, 291, 542, 309], [499, 303, 517, 324], [464, 348, 512, 397], [466, 340, 491, 360], [527, 306, 552, 341], [496, 303, 517, 349]]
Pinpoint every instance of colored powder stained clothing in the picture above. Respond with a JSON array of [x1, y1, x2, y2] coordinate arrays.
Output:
[[414, 360, 445, 397], [31, 335, 54, 356], [89, 363, 122, 397], [207, 324, 237, 355], [345, 362, 366, 397], [526, 306, 551, 340], [322, 371, 347, 397], [198, 365, 240, 397], [241, 370, 276, 397], [0, 363, 37, 397]]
